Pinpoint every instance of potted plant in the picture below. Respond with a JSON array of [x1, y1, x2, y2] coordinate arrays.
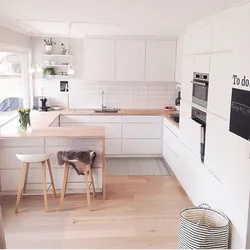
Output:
[[43, 67, 56, 78], [17, 108, 31, 133], [44, 37, 56, 53]]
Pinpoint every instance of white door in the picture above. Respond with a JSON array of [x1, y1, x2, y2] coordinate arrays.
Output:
[[84, 39, 115, 81], [115, 40, 145, 81], [145, 40, 176, 81]]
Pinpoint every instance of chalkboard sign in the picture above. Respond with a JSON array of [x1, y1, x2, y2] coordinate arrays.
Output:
[[229, 88, 250, 140]]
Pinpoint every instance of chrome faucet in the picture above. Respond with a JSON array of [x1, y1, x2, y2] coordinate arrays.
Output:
[[101, 91, 106, 110]]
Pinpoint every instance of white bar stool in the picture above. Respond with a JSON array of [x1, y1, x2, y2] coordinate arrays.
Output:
[[15, 153, 57, 213], [59, 160, 96, 211]]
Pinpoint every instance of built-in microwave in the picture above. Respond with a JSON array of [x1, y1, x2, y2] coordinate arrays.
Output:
[[192, 72, 209, 108]]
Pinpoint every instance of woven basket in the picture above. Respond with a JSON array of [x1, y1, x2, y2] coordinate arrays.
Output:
[[179, 204, 230, 249]]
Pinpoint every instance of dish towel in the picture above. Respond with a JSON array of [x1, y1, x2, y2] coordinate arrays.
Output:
[[57, 150, 96, 175]]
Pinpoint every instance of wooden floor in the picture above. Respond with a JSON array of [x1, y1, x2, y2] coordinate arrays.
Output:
[[1, 176, 191, 249]]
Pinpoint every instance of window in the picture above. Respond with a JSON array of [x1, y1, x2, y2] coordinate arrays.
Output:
[[0, 52, 24, 112]]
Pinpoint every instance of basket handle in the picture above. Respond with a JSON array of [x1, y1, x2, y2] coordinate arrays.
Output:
[[199, 203, 210, 209]]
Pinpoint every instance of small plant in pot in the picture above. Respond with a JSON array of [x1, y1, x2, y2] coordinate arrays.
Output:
[[44, 37, 56, 53], [43, 67, 56, 79]]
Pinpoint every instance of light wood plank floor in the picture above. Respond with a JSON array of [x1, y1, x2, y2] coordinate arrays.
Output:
[[107, 158, 173, 176], [1, 176, 191, 249]]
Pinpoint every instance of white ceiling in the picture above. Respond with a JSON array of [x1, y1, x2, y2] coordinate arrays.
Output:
[[0, 0, 242, 38]]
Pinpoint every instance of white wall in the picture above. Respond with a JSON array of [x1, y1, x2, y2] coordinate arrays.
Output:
[[31, 37, 176, 109], [176, 1, 250, 248], [0, 26, 30, 51]]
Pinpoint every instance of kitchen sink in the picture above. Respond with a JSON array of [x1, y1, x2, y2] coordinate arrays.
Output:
[[169, 114, 180, 124], [94, 108, 120, 113]]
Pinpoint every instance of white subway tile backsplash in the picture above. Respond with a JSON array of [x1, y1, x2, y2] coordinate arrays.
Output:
[[33, 79, 176, 109]]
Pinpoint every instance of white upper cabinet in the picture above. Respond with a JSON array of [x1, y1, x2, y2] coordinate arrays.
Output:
[[115, 40, 145, 81], [185, 25, 213, 55], [84, 39, 115, 81], [145, 40, 176, 82], [212, 14, 234, 52], [207, 53, 233, 119], [193, 54, 210, 74], [175, 36, 184, 84], [181, 56, 194, 102]]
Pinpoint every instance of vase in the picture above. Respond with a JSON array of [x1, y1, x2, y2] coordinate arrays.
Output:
[[45, 45, 52, 53], [18, 112, 31, 133]]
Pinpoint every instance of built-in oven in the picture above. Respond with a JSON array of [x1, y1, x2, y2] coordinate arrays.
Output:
[[192, 72, 209, 108], [191, 107, 207, 163]]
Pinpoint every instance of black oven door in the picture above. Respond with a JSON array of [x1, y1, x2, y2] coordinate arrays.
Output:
[[192, 81, 208, 108]]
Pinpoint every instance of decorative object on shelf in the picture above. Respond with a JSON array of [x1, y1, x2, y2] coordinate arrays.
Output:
[[17, 108, 31, 133], [44, 38, 56, 53], [43, 67, 56, 78], [61, 43, 65, 55], [67, 63, 75, 75], [65, 45, 70, 55]]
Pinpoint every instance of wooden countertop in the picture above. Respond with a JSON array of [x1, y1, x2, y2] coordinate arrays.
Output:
[[0, 109, 179, 139]]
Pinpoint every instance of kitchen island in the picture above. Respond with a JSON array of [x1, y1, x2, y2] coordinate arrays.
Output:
[[0, 111, 106, 198]]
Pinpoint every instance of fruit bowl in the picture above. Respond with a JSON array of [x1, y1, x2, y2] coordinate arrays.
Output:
[[164, 106, 175, 111]]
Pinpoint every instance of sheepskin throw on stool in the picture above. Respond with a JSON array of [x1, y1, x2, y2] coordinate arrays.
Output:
[[57, 150, 96, 175]]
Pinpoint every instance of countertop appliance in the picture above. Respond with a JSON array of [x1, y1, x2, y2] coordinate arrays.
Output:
[[191, 107, 207, 163], [192, 72, 209, 108], [229, 88, 250, 140], [39, 98, 50, 112]]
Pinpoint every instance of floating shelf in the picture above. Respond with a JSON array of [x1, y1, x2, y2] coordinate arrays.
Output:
[[43, 64, 69, 68], [42, 53, 72, 57], [0, 73, 22, 76]]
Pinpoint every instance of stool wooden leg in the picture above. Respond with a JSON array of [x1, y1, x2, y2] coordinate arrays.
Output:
[[47, 159, 57, 198], [88, 166, 96, 197], [41, 161, 48, 213], [23, 163, 29, 194], [59, 162, 69, 211], [84, 167, 91, 210], [15, 163, 29, 214]]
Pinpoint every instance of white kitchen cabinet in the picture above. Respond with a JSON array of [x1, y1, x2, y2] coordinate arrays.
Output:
[[175, 36, 184, 83], [60, 115, 91, 124], [208, 53, 233, 119], [122, 123, 162, 139], [181, 56, 195, 103], [212, 11, 234, 52], [163, 141, 179, 172], [185, 25, 212, 55], [106, 139, 122, 155], [91, 123, 121, 139], [163, 123, 180, 157], [84, 39, 115, 81], [193, 54, 210, 74], [179, 101, 193, 148], [90, 116, 121, 123], [145, 40, 176, 81], [122, 116, 162, 123], [122, 139, 162, 155], [115, 40, 145, 81]]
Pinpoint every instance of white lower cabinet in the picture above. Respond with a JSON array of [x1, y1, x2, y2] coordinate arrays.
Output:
[[163, 141, 179, 172], [106, 139, 122, 155], [59, 115, 163, 156], [122, 139, 162, 155], [91, 123, 122, 139], [122, 123, 162, 139]]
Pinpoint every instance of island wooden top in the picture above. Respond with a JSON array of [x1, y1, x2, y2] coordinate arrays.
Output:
[[0, 109, 179, 139]]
